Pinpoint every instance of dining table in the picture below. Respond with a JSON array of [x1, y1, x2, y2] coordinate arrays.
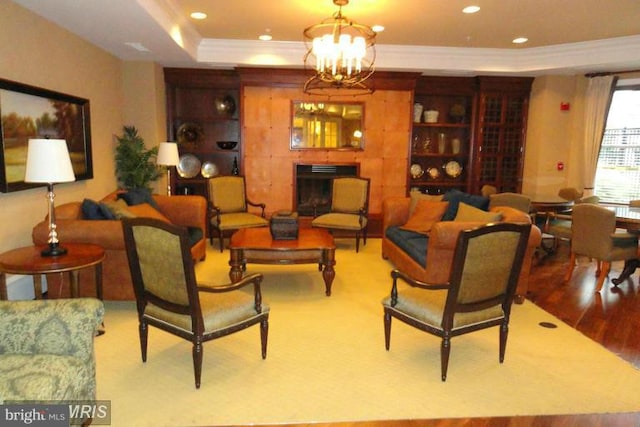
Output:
[[529, 195, 575, 215], [606, 204, 640, 231]]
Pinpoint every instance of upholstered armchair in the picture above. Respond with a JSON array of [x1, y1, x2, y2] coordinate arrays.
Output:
[[382, 223, 531, 381], [122, 217, 270, 388], [207, 175, 268, 252], [312, 177, 370, 252], [0, 298, 104, 404]]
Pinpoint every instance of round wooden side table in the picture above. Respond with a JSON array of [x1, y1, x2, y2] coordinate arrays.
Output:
[[0, 243, 105, 300]]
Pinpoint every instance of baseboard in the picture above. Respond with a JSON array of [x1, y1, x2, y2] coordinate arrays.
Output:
[[4, 274, 47, 300]]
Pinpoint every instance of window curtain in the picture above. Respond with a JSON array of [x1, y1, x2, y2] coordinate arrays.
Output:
[[582, 75, 618, 196]]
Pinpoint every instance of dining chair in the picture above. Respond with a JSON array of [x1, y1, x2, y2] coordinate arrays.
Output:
[[541, 195, 600, 253], [558, 187, 584, 202], [122, 217, 270, 388], [207, 175, 268, 252], [481, 184, 498, 197], [382, 222, 531, 381], [311, 177, 370, 252], [488, 192, 531, 213], [564, 204, 639, 292]]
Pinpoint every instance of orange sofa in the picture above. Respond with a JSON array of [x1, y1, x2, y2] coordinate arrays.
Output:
[[382, 196, 542, 303], [32, 191, 207, 300]]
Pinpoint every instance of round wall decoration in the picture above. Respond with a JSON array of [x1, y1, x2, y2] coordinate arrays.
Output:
[[177, 154, 201, 178], [176, 123, 203, 145]]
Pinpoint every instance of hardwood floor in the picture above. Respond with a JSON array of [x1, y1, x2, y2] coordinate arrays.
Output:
[[255, 244, 640, 427]]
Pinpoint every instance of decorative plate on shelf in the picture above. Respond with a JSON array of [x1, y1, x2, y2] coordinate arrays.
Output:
[[177, 154, 201, 178], [214, 95, 236, 116], [176, 123, 203, 145], [443, 160, 463, 178], [200, 161, 219, 178], [410, 163, 424, 179], [426, 167, 441, 180]]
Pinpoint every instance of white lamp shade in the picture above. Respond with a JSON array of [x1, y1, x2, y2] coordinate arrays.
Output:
[[157, 142, 180, 166], [24, 139, 76, 183]]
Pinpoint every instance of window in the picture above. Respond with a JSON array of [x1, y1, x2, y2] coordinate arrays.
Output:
[[594, 81, 640, 203]]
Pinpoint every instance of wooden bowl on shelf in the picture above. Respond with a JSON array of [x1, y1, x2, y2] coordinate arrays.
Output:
[[216, 141, 237, 150]]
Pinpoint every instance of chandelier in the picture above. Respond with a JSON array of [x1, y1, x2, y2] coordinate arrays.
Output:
[[303, 0, 377, 95]]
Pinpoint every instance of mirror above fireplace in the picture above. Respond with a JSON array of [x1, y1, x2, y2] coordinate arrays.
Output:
[[291, 101, 364, 150]]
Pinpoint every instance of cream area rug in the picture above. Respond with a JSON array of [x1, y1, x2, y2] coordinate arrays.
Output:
[[94, 239, 640, 426]]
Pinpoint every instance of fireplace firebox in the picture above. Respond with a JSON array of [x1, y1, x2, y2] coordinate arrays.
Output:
[[294, 163, 359, 216]]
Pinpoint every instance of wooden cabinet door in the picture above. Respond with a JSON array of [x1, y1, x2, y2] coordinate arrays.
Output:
[[472, 77, 532, 194]]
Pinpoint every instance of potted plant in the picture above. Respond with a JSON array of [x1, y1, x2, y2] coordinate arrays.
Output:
[[114, 125, 161, 190]]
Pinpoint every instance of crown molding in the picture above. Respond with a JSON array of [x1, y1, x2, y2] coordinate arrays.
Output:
[[197, 35, 640, 76]]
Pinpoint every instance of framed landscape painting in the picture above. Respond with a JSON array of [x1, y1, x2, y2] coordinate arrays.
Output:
[[0, 78, 93, 192]]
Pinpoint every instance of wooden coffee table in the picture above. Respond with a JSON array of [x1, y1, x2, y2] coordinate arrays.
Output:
[[229, 227, 336, 296]]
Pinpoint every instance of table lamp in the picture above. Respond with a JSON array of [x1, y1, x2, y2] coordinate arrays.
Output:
[[157, 142, 180, 195], [24, 138, 76, 256]]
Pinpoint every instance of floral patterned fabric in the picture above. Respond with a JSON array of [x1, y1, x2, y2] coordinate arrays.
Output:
[[0, 298, 104, 403]]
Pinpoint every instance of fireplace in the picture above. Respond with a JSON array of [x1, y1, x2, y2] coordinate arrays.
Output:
[[294, 163, 359, 216]]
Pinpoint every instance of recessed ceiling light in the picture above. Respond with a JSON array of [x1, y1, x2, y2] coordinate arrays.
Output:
[[190, 12, 207, 20], [259, 28, 272, 41], [124, 42, 150, 52], [372, 25, 385, 33], [512, 37, 529, 44], [462, 6, 480, 14]]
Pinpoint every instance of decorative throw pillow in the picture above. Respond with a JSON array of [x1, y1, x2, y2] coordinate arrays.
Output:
[[81, 199, 115, 220], [102, 199, 136, 219], [400, 200, 449, 234], [409, 191, 444, 216], [118, 188, 160, 209], [127, 203, 171, 223], [442, 189, 490, 221], [454, 202, 503, 223]]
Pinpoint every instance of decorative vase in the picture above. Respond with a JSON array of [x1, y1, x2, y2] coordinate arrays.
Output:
[[451, 138, 461, 154], [437, 133, 447, 154], [422, 137, 431, 152], [413, 103, 423, 123], [424, 109, 439, 123]]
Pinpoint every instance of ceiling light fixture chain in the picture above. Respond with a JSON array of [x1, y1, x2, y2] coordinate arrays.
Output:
[[303, 0, 377, 96]]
